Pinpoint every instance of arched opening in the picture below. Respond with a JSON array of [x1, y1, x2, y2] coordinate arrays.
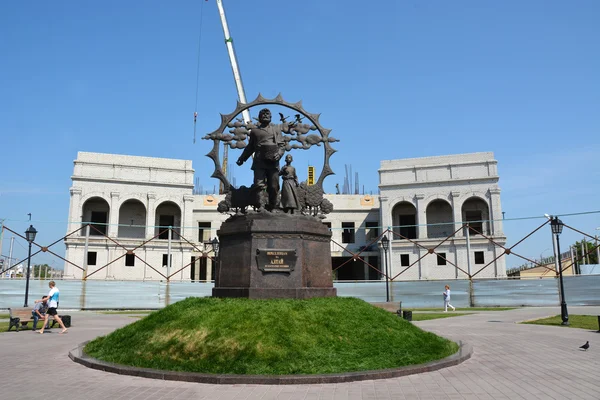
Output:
[[155, 201, 181, 239], [462, 197, 490, 235], [426, 199, 454, 238], [391, 202, 417, 239], [81, 197, 110, 236], [118, 199, 147, 238]]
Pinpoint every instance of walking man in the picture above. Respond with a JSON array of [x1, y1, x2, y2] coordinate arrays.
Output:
[[37, 281, 67, 334]]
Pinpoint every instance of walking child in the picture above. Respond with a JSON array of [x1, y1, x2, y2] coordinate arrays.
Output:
[[443, 284, 456, 312]]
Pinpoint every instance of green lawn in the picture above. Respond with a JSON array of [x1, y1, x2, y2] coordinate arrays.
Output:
[[522, 315, 600, 330], [0, 313, 9, 319], [85, 297, 459, 375], [411, 312, 469, 321]]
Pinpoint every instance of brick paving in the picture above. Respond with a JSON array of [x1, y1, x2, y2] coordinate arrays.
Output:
[[1, 306, 599, 399]]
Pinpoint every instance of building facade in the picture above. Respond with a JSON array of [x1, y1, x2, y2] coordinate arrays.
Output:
[[379, 152, 506, 280], [64, 151, 506, 281], [64, 152, 198, 280]]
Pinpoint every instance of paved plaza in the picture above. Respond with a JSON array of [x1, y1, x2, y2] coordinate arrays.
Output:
[[1, 306, 599, 400]]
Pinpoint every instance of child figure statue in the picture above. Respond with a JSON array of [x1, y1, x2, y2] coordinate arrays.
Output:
[[279, 154, 300, 214]]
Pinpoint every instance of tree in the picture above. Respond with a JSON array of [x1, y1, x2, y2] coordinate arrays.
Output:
[[33, 264, 51, 279], [571, 240, 599, 265]]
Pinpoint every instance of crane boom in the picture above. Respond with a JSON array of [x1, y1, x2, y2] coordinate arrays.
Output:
[[216, 0, 252, 193], [216, 0, 251, 124]]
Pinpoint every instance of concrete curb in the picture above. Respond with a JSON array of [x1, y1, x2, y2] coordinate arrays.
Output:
[[69, 341, 472, 385]]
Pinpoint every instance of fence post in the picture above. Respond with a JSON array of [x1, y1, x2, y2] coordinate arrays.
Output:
[[167, 226, 172, 281], [465, 225, 472, 277], [9, 237, 14, 278], [493, 234, 498, 277], [0, 220, 4, 272], [165, 279, 171, 306], [469, 278, 475, 307], [80, 280, 87, 309], [83, 224, 90, 280], [596, 236, 600, 266], [105, 246, 111, 280], [455, 249, 459, 279]]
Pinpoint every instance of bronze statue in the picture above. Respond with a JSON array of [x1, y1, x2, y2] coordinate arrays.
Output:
[[204, 94, 338, 216], [236, 108, 292, 211], [279, 154, 300, 214]]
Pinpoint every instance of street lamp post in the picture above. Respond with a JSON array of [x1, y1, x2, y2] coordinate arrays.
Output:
[[550, 216, 569, 325], [211, 237, 220, 260], [24, 225, 37, 307], [381, 235, 390, 303], [211, 237, 220, 285]]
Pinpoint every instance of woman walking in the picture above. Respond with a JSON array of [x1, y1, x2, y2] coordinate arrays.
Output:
[[443, 284, 456, 312]]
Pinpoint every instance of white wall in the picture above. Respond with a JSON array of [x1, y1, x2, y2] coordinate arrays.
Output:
[[379, 152, 507, 279], [64, 151, 507, 281]]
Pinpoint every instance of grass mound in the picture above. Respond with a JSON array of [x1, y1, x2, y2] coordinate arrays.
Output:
[[85, 297, 458, 375]]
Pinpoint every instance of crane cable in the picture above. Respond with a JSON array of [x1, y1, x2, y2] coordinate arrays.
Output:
[[193, 0, 207, 144]]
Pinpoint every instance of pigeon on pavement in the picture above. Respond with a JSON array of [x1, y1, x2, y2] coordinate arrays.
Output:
[[579, 341, 589, 351]]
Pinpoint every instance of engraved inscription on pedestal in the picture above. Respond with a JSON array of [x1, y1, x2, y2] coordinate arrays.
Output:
[[256, 249, 297, 272]]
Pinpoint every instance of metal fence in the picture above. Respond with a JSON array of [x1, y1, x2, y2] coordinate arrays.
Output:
[[2, 217, 599, 281], [2, 275, 599, 310]]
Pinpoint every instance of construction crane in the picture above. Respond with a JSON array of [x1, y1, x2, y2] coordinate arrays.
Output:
[[216, 0, 251, 193]]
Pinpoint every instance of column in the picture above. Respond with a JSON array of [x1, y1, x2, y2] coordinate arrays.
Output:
[[182, 195, 195, 240], [379, 196, 391, 277], [415, 194, 427, 239], [69, 187, 83, 232], [331, 221, 342, 250], [108, 192, 120, 237], [492, 244, 500, 277], [146, 192, 157, 239], [65, 187, 83, 279], [379, 197, 391, 233], [451, 191, 462, 237], [488, 188, 502, 236], [206, 257, 212, 281]]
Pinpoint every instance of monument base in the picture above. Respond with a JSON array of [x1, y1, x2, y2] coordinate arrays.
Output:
[[212, 287, 337, 299], [212, 212, 336, 299]]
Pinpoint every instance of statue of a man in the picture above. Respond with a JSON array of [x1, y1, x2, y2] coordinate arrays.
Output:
[[236, 108, 291, 211]]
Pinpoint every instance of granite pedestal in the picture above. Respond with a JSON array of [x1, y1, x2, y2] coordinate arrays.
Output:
[[212, 213, 336, 299]]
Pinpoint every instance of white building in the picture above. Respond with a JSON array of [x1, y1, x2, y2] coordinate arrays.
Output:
[[379, 152, 506, 280], [65, 152, 198, 281], [63, 151, 506, 281]]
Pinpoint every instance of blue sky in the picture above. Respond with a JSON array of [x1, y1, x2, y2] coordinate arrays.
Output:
[[1, 0, 599, 269]]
